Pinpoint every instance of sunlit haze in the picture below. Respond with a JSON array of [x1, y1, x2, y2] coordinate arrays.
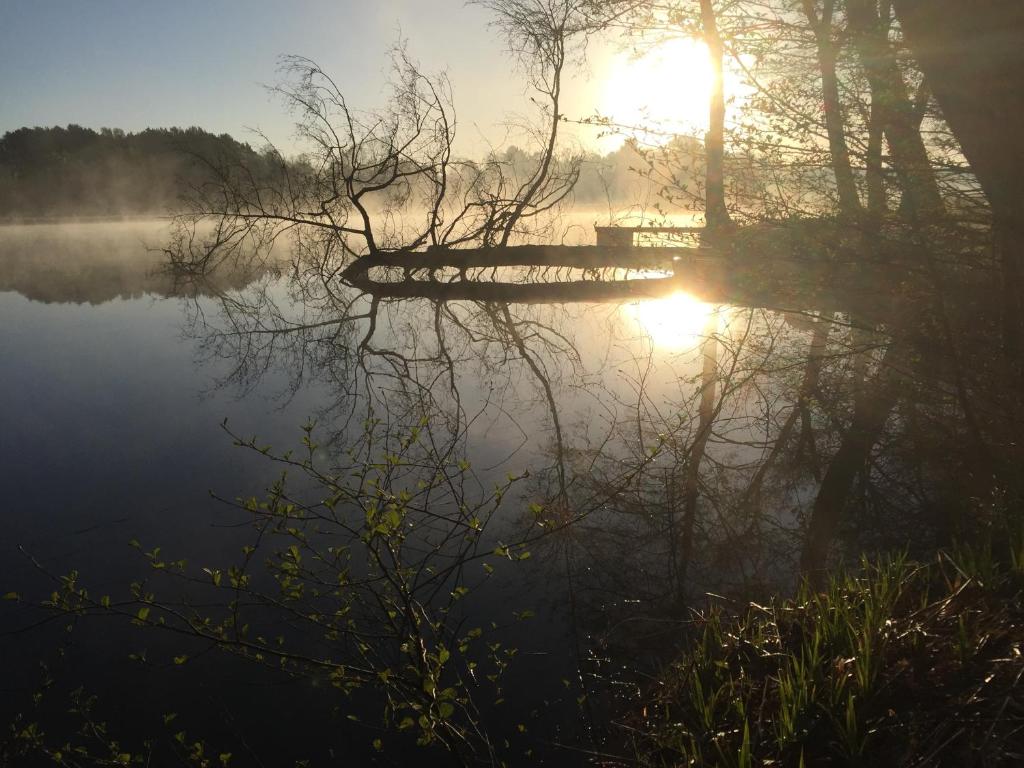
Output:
[[3, 2, 1019, 765], [598, 38, 713, 150], [622, 290, 715, 350], [0, 1, 719, 158]]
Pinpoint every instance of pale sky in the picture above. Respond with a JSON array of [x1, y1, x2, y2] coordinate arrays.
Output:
[[0, 0, 626, 157]]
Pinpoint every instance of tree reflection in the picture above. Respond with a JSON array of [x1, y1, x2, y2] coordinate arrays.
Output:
[[144, 9, 1024, 759], [179, 237, 915, 604], [11, 207, 1017, 764], [0, 222, 269, 305]]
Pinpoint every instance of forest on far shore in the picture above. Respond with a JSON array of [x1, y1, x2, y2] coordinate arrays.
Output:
[[0, 125, 279, 220], [0, 124, 706, 222]]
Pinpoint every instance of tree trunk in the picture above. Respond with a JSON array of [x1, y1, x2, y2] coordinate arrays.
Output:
[[678, 318, 720, 600], [864, 1, 890, 220], [800, 343, 901, 586], [741, 315, 832, 532], [894, 0, 1024, 354], [801, 0, 863, 219], [699, 0, 732, 230], [847, 0, 944, 221], [865, 98, 886, 218]]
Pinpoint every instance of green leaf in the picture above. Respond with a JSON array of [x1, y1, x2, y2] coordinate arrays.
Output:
[[136, 606, 150, 622]]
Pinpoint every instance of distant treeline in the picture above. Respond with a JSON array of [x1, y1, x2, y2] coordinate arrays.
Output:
[[0, 125, 278, 220], [0, 124, 713, 221]]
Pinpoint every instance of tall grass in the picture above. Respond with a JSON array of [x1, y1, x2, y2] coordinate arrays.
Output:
[[637, 550, 1024, 766]]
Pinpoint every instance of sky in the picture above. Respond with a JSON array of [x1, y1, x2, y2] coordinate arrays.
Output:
[[0, 0, 622, 157]]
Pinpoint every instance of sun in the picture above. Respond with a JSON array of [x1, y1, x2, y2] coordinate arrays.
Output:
[[622, 290, 716, 350], [598, 38, 714, 149]]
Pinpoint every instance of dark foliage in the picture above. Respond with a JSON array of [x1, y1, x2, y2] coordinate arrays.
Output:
[[636, 549, 1024, 766], [0, 125, 279, 220]]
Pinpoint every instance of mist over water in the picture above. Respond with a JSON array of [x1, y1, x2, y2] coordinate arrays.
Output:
[[4, 0, 1024, 762], [0, 215, 953, 764], [0, 220, 717, 761], [0, 222, 766, 748]]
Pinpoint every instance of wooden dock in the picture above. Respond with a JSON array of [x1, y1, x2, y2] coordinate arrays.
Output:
[[594, 225, 704, 247]]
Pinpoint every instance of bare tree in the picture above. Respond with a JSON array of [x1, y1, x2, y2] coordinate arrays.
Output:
[[168, 35, 582, 285]]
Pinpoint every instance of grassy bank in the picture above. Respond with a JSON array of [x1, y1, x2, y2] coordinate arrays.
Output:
[[634, 549, 1024, 766]]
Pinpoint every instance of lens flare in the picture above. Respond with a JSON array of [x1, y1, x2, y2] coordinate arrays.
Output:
[[622, 290, 715, 350]]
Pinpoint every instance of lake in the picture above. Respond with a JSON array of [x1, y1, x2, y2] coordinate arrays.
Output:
[[0, 218, 990, 765]]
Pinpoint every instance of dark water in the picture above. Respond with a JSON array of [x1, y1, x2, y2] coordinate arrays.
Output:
[[0, 220, 993, 765], [0, 223, 357, 762], [0, 222, 683, 763]]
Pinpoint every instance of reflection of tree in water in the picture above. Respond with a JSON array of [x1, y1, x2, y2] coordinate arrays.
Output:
[[163, 59, 1024, 731], [6, 0, 1024, 762], [0, 221, 270, 305], [181, 235, 925, 649], [152, 8, 1024, 759]]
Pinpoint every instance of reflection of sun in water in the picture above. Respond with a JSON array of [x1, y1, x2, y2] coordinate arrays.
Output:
[[599, 38, 714, 144], [623, 291, 715, 350]]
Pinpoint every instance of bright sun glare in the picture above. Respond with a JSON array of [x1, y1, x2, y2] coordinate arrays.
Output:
[[623, 290, 715, 350], [599, 38, 714, 147]]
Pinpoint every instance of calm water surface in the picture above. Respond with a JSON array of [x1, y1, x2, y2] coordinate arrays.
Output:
[[0, 220, 889, 764]]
